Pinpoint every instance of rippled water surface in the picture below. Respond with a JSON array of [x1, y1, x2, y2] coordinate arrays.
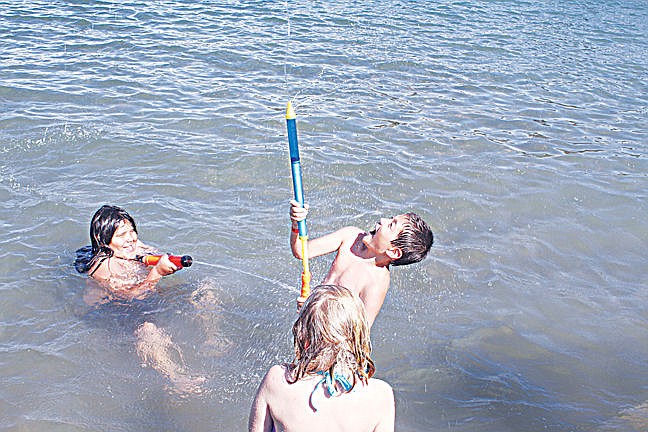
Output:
[[1, 1, 647, 431]]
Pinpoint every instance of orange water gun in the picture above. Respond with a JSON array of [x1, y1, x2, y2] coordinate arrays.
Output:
[[136, 254, 193, 268]]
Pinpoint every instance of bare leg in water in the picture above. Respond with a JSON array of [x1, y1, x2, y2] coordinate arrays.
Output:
[[190, 280, 232, 356], [135, 322, 205, 395]]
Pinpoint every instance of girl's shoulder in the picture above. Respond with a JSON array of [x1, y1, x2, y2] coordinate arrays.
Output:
[[267, 364, 292, 383], [265, 364, 320, 390], [364, 377, 395, 406], [88, 258, 112, 282], [90, 257, 147, 288], [258, 364, 294, 397]]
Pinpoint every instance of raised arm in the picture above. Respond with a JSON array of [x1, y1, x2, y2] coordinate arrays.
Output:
[[138, 253, 178, 287], [289, 200, 357, 260]]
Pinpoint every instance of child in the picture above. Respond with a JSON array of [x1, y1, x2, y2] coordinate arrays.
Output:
[[75, 204, 179, 302], [289, 200, 433, 327], [75, 205, 204, 393], [248, 284, 394, 432]]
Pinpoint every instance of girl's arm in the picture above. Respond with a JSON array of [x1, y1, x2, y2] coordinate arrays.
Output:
[[248, 368, 276, 432], [374, 381, 396, 432], [90, 253, 178, 300], [126, 254, 178, 299]]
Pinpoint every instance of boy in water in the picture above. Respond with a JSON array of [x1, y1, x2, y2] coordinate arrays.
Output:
[[289, 200, 433, 327], [76, 205, 204, 394], [249, 284, 395, 432]]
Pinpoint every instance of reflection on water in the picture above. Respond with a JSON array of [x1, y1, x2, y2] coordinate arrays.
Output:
[[1, 0, 647, 430]]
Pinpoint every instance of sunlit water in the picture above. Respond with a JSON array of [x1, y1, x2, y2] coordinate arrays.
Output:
[[1, 0, 647, 431]]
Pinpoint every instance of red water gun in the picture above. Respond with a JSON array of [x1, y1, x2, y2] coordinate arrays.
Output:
[[136, 254, 193, 268]]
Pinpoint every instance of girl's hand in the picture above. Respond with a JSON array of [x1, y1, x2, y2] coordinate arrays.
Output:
[[153, 254, 178, 277]]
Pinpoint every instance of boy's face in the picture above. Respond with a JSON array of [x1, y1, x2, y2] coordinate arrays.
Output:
[[363, 214, 408, 256], [109, 220, 139, 260]]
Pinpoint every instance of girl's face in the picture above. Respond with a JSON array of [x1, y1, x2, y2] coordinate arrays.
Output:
[[108, 220, 138, 260]]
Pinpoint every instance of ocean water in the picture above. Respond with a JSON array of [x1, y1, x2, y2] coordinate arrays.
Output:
[[1, 0, 647, 431]]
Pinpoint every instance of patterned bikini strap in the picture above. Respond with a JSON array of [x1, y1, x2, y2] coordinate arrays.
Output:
[[316, 370, 353, 396], [309, 370, 354, 412]]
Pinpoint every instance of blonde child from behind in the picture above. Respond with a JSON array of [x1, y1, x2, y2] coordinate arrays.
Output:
[[248, 284, 394, 432]]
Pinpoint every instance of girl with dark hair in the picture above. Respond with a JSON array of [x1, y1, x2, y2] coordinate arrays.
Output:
[[75, 204, 178, 301], [75, 205, 204, 394]]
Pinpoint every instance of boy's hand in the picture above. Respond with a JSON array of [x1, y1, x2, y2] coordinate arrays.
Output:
[[289, 199, 309, 223]]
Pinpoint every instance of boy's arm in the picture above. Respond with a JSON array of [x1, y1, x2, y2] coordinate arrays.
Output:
[[289, 199, 359, 259], [291, 225, 360, 260]]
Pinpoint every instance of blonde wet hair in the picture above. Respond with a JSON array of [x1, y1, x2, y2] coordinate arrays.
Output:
[[288, 284, 375, 391]]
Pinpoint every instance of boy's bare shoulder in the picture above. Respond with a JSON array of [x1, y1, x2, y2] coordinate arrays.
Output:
[[338, 226, 365, 240]]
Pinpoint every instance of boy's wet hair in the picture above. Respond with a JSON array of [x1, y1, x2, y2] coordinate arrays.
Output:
[[74, 205, 137, 273], [390, 213, 434, 266], [288, 285, 375, 392]]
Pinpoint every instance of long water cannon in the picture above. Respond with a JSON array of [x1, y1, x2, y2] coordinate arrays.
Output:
[[286, 101, 311, 306], [137, 254, 193, 268]]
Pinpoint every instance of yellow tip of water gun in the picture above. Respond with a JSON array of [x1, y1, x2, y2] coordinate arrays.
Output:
[[286, 101, 296, 120]]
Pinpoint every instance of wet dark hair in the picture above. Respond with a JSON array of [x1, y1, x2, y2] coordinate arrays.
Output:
[[74, 205, 137, 273], [390, 213, 434, 266]]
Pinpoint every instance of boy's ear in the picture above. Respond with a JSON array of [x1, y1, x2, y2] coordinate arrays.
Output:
[[386, 246, 402, 261]]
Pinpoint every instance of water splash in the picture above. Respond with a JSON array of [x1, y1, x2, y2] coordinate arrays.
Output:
[[193, 260, 298, 294]]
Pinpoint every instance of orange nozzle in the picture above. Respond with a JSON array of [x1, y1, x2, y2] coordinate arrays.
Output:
[[138, 254, 193, 268], [301, 271, 311, 296], [297, 271, 311, 308]]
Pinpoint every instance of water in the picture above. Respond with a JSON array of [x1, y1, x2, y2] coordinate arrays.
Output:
[[1, 0, 646, 430]]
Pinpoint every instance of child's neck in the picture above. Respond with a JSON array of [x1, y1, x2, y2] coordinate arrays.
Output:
[[374, 254, 392, 268], [352, 237, 392, 268]]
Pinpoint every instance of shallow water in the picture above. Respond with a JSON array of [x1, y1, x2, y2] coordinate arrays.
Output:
[[1, 0, 647, 430]]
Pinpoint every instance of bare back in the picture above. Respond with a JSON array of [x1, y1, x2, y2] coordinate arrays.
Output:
[[249, 365, 394, 432]]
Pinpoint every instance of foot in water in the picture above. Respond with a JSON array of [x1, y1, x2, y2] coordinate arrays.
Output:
[[135, 322, 205, 395]]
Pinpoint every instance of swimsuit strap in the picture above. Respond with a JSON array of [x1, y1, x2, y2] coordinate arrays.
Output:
[[88, 256, 109, 277], [316, 370, 353, 397], [309, 370, 354, 411], [309, 375, 324, 411]]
